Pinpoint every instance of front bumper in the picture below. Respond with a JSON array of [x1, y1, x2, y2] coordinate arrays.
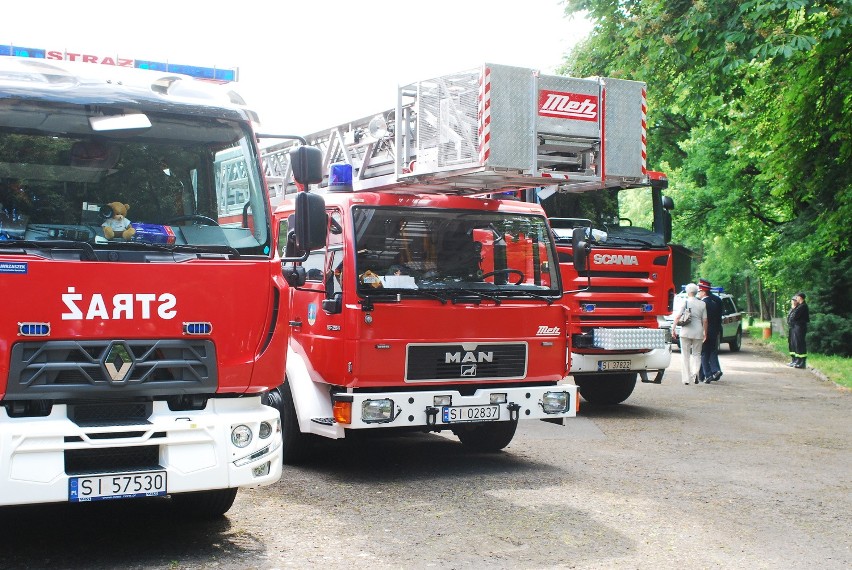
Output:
[[0, 396, 282, 507], [329, 384, 578, 430]]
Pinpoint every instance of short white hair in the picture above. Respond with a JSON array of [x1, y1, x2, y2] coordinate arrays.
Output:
[[685, 283, 699, 295]]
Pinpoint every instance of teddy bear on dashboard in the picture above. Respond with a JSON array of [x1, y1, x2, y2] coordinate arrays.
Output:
[[101, 201, 135, 240]]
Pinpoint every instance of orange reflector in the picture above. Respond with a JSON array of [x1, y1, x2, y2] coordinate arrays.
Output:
[[333, 401, 352, 424], [575, 391, 580, 413]]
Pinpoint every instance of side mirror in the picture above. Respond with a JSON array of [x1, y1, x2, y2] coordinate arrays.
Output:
[[282, 264, 307, 287], [322, 294, 343, 315], [572, 227, 591, 272], [290, 146, 323, 185], [662, 195, 674, 210], [294, 191, 327, 253]]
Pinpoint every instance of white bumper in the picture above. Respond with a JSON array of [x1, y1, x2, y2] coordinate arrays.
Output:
[[570, 346, 672, 374], [0, 396, 282, 507], [330, 384, 578, 430]]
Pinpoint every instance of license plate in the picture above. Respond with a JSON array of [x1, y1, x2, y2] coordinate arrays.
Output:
[[69, 471, 167, 502], [598, 360, 631, 371], [442, 405, 500, 423]]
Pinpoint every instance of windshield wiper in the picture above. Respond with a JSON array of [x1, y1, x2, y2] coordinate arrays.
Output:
[[105, 241, 241, 258], [604, 235, 657, 247], [449, 288, 501, 306], [0, 239, 97, 260], [503, 291, 556, 305]]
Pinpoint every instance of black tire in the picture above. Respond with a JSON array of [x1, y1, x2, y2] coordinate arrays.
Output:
[[574, 373, 637, 405], [728, 327, 742, 352], [263, 382, 313, 465], [171, 488, 238, 518], [452, 419, 518, 452]]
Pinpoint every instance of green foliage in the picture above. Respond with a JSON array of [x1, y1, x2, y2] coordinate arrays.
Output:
[[560, 0, 852, 330], [808, 313, 852, 357]]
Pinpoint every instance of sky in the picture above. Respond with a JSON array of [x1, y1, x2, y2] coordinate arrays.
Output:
[[5, 0, 592, 134]]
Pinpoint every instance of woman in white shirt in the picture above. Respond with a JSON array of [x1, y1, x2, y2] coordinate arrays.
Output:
[[672, 283, 708, 384]]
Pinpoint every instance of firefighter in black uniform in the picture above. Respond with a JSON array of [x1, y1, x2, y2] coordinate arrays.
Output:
[[787, 292, 810, 369]]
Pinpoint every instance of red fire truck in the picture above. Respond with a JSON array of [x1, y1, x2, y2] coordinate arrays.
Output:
[[254, 64, 650, 462], [0, 56, 325, 515]]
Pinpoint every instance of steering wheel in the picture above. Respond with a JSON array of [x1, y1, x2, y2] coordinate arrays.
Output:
[[167, 215, 219, 226], [481, 269, 525, 285]]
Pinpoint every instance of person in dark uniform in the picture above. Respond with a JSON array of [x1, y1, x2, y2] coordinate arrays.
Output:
[[787, 292, 810, 369], [698, 278, 723, 382]]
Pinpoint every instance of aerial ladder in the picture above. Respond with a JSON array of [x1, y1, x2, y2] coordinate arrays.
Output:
[[255, 62, 652, 203]]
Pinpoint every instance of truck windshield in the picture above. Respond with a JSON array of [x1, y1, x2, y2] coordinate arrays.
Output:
[[542, 187, 666, 248], [0, 100, 269, 256], [352, 207, 560, 296]]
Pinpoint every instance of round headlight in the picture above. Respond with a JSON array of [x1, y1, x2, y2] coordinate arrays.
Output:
[[258, 421, 272, 439], [231, 424, 253, 448]]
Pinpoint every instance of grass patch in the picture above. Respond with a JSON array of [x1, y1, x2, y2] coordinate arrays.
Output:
[[746, 323, 852, 389]]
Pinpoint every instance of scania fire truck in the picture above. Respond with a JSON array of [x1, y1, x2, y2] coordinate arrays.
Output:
[[252, 63, 650, 461], [0, 56, 325, 515]]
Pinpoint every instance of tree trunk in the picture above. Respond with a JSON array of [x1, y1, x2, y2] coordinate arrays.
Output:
[[744, 276, 755, 316], [758, 278, 769, 320]]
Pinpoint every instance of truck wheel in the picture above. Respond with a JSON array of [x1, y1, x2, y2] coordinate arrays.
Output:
[[452, 419, 518, 452], [171, 488, 238, 518], [263, 383, 313, 464], [574, 373, 637, 405], [729, 327, 742, 352]]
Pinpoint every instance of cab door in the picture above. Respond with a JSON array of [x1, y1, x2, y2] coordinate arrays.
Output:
[[289, 210, 348, 384]]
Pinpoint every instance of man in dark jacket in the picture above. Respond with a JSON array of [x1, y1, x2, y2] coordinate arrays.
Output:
[[787, 292, 810, 369], [698, 278, 723, 382]]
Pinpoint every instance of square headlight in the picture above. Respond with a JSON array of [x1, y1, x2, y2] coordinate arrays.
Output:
[[541, 391, 569, 414]]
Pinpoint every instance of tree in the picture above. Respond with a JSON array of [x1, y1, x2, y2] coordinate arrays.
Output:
[[559, 0, 852, 321]]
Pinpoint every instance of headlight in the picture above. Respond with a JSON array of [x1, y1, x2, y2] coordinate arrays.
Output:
[[231, 424, 253, 447], [490, 393, 507, 404], [259, 421, 273, 439], [541, 391, 570, 414], [361, 399, 394, 423]]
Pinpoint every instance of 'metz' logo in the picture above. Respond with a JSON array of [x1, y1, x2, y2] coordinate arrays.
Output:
[[537, 326, 561, 336], [538, 90, 598, 121], [445, 351, 494, 364], [62, 287, 177, 320], [594, 253, 639, 266]]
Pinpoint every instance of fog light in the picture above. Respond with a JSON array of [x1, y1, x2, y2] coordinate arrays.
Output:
[[231, 424, 253, 447], [252, 461, 271, 477], [490, 393, 507, 404], [333, 401, 352, 424], [434, 395, 452, 406], [362, 399, 394, 423], [541, 391, 569, 414], [259, 421, 272, 439]]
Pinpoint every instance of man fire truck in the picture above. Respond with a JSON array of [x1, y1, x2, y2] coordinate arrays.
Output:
[[253, 63, 658, 462], [0, 55, 325, 515]]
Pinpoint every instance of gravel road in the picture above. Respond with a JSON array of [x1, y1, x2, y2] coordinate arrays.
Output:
[[1, 338, 849, 570]]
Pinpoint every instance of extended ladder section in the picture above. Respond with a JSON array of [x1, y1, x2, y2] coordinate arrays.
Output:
[[260, 63, 650, 198]]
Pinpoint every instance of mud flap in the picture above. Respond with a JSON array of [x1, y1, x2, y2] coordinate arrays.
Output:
[[639, 370, 664, 384]]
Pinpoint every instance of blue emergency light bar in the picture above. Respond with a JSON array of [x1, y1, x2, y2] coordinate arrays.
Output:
[[0, 44, 238, 82]]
